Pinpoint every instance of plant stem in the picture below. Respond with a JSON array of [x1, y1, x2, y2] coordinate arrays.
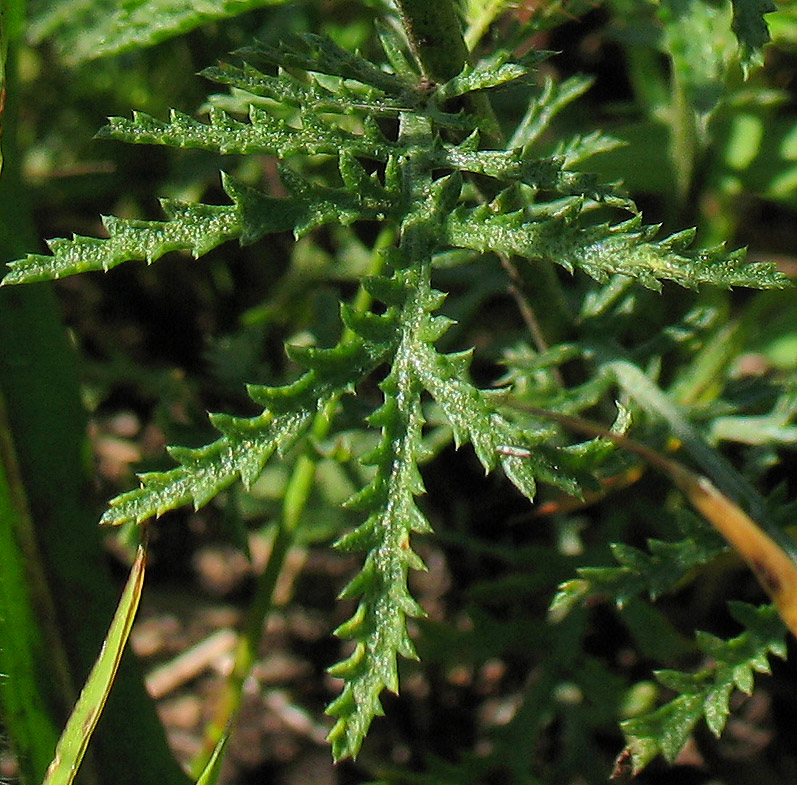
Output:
[[394, 0, 502, 146], [393, 0, 469, 82]]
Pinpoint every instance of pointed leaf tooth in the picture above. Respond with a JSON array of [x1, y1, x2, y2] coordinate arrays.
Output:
[[402, 549, 427, 573], [277, 162, 310, 198], [385, 155, 401, 192], [458, 129, 481, 152], [362, 275, 407, 307], [334, 517, 378, 550], [337, 567, 374, 601], [327, 642, 367, 678], [333, 603, 369, 638], [375, 19, 417, 81], [339, 152, 371, 191], [381, 657, 400, 695], [324, 688, 355, 717], [733, 665, 755, 694], [423, 287, 447, 312], [165, 444, 203, 466], [437, 348, 474, 379], [340, 302, 398, 343], [419, 314, 456, 342], [500, 455, 538, 500], [367, 396, 399, 428], [659, 227, 697, 251], [362, 114, 389, 143], [285, 343, 344, 373], [357, 439, 391, 470], [404, 466, 427, 500], [469, 431, 499, 472], [430, 171, 463, 215], [395, 628, 419, 660]]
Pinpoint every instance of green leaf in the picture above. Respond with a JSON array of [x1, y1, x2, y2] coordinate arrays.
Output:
[[509, 74, 595, 149], [0, 175, 276, 284], [238, 34, 409, 97], [415, 343, 580, 499], [444, 207, 788, 290], [434, 142, 628, 203], [102, 333, 395, 526], [43, 544, 147, 785], [571, 512, 726, 609], [621, 692, 704, 770], [27, 0, 295, 66], [619, 602, 787, 774], [326, 382, 430, 759], [433, 50, 533, 102], [201, 61, 410, 118], [98, 104, 396, 160], [0, 169, 392, 285], [731, 0, 776, 76]]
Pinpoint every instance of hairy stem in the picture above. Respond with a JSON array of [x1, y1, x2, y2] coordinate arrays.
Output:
[[393, 0, 469, 82], [395, 0, 502, 145]]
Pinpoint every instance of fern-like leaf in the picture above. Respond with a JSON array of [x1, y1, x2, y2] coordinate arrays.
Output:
[[414, 342, 582, 499], [435, 142, 628, 203], [98, 104, 396, 160], [201, 61, 411, 117], [550, 512, 728, 613], [444, 207, 788, 290], [102, 330, 397, 526], [28, 0, 294, 65], [1, 166, 394, 285], [325, 366, 430, 761], [619, 602, 787, 774], [237, 34, 410, 97], [1, 175, 282, 284]]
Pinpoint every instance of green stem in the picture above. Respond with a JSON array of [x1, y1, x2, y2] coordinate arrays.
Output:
[[393, 0, 469, 82], [189, 227, 394, 776], [394, 0, 502, 146]]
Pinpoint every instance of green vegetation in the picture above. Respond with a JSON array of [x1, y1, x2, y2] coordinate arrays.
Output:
[[1, 0, 796, 782]]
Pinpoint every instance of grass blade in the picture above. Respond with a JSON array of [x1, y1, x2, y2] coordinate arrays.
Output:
[[43, 542, 147, 785], [510, 403, 797, 638]]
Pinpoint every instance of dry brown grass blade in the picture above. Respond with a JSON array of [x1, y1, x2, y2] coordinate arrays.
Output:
[[510, 405, 797, 638]]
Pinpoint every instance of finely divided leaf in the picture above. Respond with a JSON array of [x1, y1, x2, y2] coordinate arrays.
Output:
[[28, 0, 294, 66], [237, 35, 409, 97], [435, 143, 627, 203], [619, 602, 787, 774], [558, 512, 727, 611], [98, 105, 395, 160], [326, 359, 430, 761], [414, 342, 580, 500], [202, 61, 410, 117], [1, 175, 290, 285], [444, 207, 788, 290], [433, 51, 533, 102], [103, 333, 396, 526], [101, 409, 312, 527]]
